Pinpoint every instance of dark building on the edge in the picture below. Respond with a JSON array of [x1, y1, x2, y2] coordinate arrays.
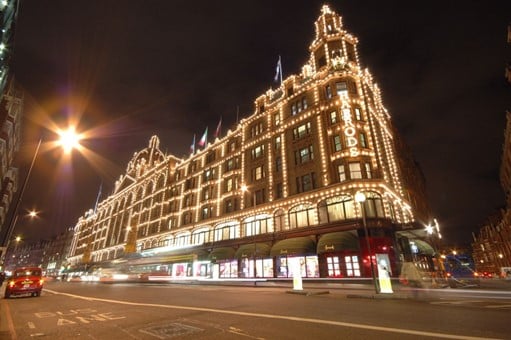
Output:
[[67, 5, 435, 281], [0, 0, 23, 264], [471, 23, 511, 277]]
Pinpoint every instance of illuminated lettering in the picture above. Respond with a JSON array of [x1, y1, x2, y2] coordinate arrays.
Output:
[[341, 106, 358, 157]]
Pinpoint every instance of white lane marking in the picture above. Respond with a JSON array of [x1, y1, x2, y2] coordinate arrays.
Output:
[[44, 289, 501, 340], [485, 304, 511, 309], [28, 321, 36, 329]]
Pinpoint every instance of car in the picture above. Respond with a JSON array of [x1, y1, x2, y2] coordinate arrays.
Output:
[[4, 267, 44, 298]]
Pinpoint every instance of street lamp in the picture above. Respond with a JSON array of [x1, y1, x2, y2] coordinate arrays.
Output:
[[241, 184, 257, 278], [1, 127, 82, 256], [355, 191, 379, 294]]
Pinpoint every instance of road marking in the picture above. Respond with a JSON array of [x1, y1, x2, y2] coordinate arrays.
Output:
[[430, 300, 485, 305], [485, 304, 511, 309], [28, 322, 35, 329], [44, 289, 501, 340]]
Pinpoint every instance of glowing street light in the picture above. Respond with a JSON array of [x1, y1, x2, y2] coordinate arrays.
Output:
[[1, 127, 82, 260], [355, 191, 379, 294]]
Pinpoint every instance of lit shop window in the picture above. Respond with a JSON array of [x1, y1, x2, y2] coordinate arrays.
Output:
[[345, 255, 361, 277], [327, 256, 341, 277]]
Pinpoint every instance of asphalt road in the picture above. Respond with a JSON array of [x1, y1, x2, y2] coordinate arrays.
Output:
[[1, 280, 510, 339]]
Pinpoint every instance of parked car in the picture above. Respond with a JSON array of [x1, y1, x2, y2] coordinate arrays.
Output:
[[5, 267, 44, 298]]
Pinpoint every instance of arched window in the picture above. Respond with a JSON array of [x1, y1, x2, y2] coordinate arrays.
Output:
[[362, 191, 385, 218], [192, 228, 211, 245], [289, 203, 315, 229], [242, 214, 271, 237], [214, 222, 239, 241], [318, 195, 355, 223], [274, 209, 285, 231]]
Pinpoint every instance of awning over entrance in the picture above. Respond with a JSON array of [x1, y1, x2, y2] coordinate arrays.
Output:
[[235, 243, 271, 259], [270, 237, 316, 257], [209, 247, 236, 261], [411, 239, 435, 256], [317, 231, 360, 254]]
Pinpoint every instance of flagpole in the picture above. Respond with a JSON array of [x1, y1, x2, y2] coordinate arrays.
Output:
[[279, 55, 283, 85]]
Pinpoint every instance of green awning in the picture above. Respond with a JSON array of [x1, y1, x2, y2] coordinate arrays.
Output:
[[411, 239, 435, 256], [209, 247, 236, 261], [235, 243, 271, 258], [270, 237, 316, 257], [317, 232, 360, 254]]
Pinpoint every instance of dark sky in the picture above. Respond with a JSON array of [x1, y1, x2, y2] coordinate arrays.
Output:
[[5, 1, 511, 248]]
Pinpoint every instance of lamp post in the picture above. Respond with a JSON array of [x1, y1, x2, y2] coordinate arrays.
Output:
[[241, 184, 257, 278], [1, 127, 82, 266], [355, 191, 379, 294]]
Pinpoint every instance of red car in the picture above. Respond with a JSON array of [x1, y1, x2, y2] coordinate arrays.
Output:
[[5, 267, 44, 298]]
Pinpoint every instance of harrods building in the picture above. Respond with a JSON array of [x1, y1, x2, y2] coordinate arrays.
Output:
[[67, 5, 433, 279]]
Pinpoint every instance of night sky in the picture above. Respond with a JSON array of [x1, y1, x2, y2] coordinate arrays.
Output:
[[5, 1, 511, 248]]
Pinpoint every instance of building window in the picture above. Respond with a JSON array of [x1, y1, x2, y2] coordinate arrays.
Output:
[[318, 196, 356, 223], [338, 165, 346, 182], [289, 204, 314, 228], [250, 121, 264, 137], [202, 186, 213, 201], [225, 177, 237, 193], [275, 136, 281, 149], [224, 198, 239, 213], [333, 135, 342, 152], [327, 256, 341, 277], [345, 256, 361, 277], [225, 157, 239, 172], [228, 140, 237, 152], [184, 178, 196, 190], [354, 107, 363, 121], [292, 121, 312, 140], [359, 132, 367, 148], [254, 189, 266, 205], [206, 151, 216, 164], [291, 96, 308, 115], [251, 145, 265, 159], [273, 113, 281, 126], [336, 81, 348, 96], [252, 166, 264, 181], [275, 156, 282, 172], [201, 206, 213, 220], [365, 163, 372, 179], [203, 168, 216, 182], [349, 163, 362, 179], [361, 192, 385, 218], [329, 110, 337, 124], [295, 145, 314, 165], [326, 85, 332, 99], [275, 183, 283, 199], [182, 212, 192, 225], [183, 194, 194, 207], [296, 172, 316, 193]]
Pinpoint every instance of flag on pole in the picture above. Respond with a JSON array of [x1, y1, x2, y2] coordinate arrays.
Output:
[[214, 117, 222, 138], [190, 134, 196, 154], [198, 127, 208, 148], [274, 55, 283, 84]]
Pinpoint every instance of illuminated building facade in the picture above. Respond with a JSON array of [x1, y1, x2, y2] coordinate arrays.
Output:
[[0, 0, 23, 234], [67, 5, 433, 279]]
